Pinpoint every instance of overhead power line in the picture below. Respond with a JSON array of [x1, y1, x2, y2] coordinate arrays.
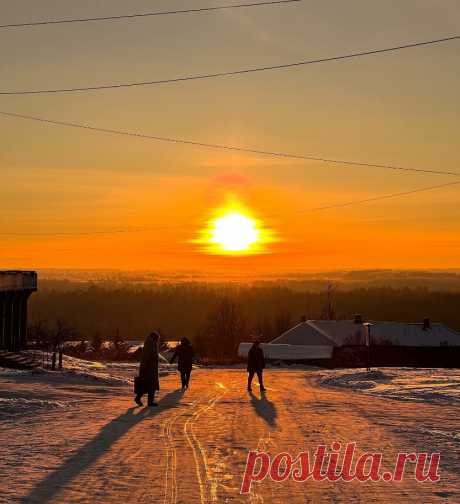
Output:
[[0, 34, 459, 95], [2, 180, 459, 237], [310, 180, 460, 212], [0, 1, 301, 29], [0, 226, 187, 237], [1, 110, 459, 177]]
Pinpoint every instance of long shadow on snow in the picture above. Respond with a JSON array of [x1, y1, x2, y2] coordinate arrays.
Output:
[[21, 389, 184, 504], [249, 391, 277, 427]]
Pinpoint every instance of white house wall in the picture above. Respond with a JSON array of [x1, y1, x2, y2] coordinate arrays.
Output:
[[238, 342, 333, 360]]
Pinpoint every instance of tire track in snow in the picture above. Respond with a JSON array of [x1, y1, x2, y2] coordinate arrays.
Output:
[[162, 395, 208, 504], [249, 431, 276, 504], [184, 382, 228, 503]]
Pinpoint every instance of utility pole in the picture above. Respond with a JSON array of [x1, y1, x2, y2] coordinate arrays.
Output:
[[326, 284, 335, 320]]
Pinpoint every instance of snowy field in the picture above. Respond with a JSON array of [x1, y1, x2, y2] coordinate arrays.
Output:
[[1, 358, 459, 503], [0, 355, 176, 420], [316, 367, 460, 405]]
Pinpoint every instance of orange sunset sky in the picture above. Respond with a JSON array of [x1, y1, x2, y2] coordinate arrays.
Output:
[[1, 0, 459, 276]]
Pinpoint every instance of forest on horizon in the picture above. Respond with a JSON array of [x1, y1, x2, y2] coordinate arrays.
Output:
[[29, 280, 460, 353]]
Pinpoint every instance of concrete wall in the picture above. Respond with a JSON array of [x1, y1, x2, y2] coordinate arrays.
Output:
[[0, 271, 37, 291], [0, 272, 37, 351]]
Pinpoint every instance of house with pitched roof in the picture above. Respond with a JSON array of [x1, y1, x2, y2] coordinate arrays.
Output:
[[238, 315, 460, 366]]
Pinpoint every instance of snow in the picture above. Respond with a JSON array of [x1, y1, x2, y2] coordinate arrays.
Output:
[[317, 367, 460, 404], [1, 353, 175, 388], [1, 364, 459, 502], [0, 396, 72, 418], [271, 321, 336, 346], [0, 355, 177, 423]]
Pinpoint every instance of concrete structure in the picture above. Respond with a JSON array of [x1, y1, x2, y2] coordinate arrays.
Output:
[[0, 271, 37, 351]]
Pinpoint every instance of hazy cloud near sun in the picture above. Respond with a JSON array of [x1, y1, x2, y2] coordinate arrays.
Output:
[[212, 172, 251, 187]]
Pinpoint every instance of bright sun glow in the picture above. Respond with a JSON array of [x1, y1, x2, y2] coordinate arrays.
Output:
[[210, 212, 259, 252], [196, 199, 276, 256]]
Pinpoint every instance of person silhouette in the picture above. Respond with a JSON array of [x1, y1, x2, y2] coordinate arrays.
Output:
[[247, 339, 266, 392], [135, 331, 160, 407], [170, 337, 194, 389]]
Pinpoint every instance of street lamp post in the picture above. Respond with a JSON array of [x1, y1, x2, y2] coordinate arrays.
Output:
[[363, 323, 374, 372]]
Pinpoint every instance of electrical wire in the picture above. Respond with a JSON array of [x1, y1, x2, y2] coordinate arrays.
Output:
[[2, 179, 458, 236], [1, 110, 459, 177], [0, 1, 301, 29], [1, 34, 459, 95], [309, 180, 460, 212]]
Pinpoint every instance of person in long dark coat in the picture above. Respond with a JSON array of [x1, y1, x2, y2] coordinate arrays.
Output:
[[135, 331, 160, 407], [247, 340, 266, 392], [170, 337, 194, 389]]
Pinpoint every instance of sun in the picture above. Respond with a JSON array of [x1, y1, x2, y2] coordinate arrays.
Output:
[[196, 200, 277, 256], [210, 212, 260, 252]]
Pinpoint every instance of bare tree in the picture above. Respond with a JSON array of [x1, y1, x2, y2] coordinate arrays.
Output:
[[252, 315, 274, 342], [198, 297, 246, 359], [51, 320, 77, 370], [91, 331, 103, 353], [28, 320, 52, 348], [320, 284, 335, 320], [273, 310, 292, 338], [53, 319, 77, 351]]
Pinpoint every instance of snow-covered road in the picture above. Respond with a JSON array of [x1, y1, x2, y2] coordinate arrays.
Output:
[[1, 367, 459, 503]]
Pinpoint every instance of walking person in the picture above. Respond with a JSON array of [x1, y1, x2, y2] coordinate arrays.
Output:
[[135, 331, 160, 407], [170, 337, 194, 390], [247, 340, 266, 392]]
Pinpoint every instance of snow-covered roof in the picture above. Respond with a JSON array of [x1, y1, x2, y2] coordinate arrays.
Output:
[[271, 320, 460, 347], [369, 321, 460, 347], [271, 321, 363, 347]]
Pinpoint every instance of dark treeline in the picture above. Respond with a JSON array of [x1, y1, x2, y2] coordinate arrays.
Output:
[[29, 284, 460, 360]]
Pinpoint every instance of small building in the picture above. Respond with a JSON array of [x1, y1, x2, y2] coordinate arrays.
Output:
[[238, 316, 460, 367], [0, 271, 37, 351]]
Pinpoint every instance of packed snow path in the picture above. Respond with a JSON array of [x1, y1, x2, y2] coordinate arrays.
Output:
[[1, 368, 459, 503]]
